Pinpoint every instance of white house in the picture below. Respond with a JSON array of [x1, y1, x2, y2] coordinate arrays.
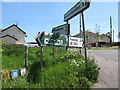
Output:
[[0, 24, 27, 45]]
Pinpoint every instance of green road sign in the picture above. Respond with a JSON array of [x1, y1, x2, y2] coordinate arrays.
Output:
[[35, 32, 68, 47]]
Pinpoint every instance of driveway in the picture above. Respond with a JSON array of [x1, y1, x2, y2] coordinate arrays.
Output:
[[84, 49, 119, 88]]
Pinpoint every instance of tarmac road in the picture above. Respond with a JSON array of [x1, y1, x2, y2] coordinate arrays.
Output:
[[87, 49, 118, 62], [85, 49, 119, 88]]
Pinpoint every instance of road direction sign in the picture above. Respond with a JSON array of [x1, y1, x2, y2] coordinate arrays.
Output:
[[35, 32, 68, 47], [69, 36, 83, 47], [64, 0, 90, 21], [52, 24, 70, 35]]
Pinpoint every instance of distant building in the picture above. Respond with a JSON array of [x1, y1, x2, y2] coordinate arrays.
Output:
[[26, 42, 38, 47], [73, 31, 110, 47], [0, 24, 27, 45]]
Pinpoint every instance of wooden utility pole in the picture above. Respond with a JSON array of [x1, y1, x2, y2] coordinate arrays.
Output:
[[110, 16, 112, 46], [113, 30, 114, 43]]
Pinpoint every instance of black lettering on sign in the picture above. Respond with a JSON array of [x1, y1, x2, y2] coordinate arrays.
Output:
[[74, 42, 78, 45]]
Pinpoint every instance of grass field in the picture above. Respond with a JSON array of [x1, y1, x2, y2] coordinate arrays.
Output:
[[1, 45, 100, 88], [88, 46, 119, 50]]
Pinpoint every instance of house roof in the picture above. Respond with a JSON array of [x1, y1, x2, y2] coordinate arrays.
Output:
[[73, 31, 109, 38], [100, 34, 109, 38], [2, 24, 26, 34], [73, 33, 81, 37], [86, 31, 96, 36], [73, 31, 96, 37], [1, 34, 18, 41]]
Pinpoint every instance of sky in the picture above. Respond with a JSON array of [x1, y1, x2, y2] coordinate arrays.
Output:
[[1, 1, 119, 42]]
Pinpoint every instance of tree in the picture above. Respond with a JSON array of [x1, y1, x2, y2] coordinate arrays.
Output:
[[95, 24, 100, 42]]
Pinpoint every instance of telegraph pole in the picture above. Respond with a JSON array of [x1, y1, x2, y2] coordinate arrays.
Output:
[[113, 30, 114, 43], [110, 16, 112, 46]]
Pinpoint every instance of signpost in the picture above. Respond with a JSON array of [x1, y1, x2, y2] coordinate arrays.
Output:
[[35, 0, 90, 70], [35, 32, 68, 70], [69, 36, 83, 47], [35, 32, 68, 47], [64, 0, 90, 67], [52, 24, 70, 35], [64, 0, 90, 22], [52, 24, 70, 57]]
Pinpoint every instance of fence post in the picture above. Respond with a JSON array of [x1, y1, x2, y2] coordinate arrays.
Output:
[[25, 45, 28, 68]]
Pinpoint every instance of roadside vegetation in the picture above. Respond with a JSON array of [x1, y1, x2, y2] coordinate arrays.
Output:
[[1, 44, 100, 88]]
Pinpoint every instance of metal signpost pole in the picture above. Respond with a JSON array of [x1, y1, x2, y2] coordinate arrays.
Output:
[[80, 13, 82, 34], [66, 21, 69, 61], [40, 46, 43, 71], [52, 46, 54, 57], [79, 13, 82, 54], [81, 12, 88, 67]]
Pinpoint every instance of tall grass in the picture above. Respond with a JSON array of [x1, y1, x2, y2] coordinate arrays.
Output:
[[27, 49, 100, 88], [2, 44, 25, 70], [2, 45, 100, 88]]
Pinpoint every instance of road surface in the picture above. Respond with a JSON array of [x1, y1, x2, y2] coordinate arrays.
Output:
[[83, 49, 119, 88]]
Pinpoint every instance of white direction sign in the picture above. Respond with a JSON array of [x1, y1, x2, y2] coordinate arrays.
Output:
[[69, 36, 83, 47], [52, 24, 70, 35], [64, 0, 90, 21]]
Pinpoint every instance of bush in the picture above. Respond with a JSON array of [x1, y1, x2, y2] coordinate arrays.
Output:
[[85, 59, 100, 83], [27, 49, 100, 88]]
